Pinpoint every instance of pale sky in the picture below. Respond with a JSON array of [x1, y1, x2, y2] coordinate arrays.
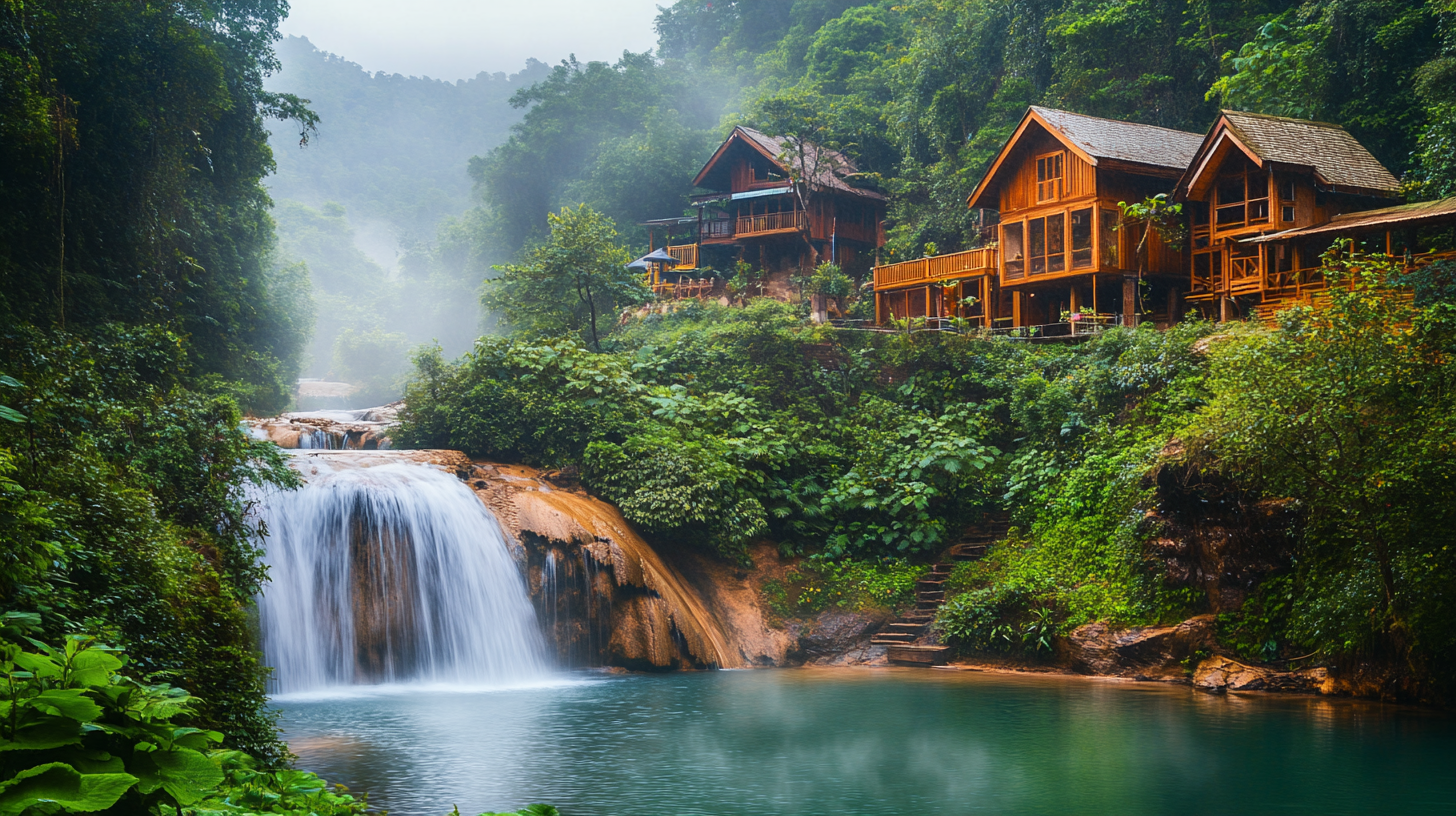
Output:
[[280, 0, 664, 80]]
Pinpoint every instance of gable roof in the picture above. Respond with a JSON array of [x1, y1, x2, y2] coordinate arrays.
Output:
[[1178, 111, 1400, 200], [692, 126, 885, 201], [967, 107, 1204, 209]]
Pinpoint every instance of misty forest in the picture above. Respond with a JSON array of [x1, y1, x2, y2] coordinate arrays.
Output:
[[3, 1, 1456, 815]]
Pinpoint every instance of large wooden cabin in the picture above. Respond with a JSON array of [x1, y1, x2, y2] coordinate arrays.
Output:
[[1174, 111, 1403, 321], [689, 127, 886, 287], [876, 107, 1204, 329], [874, 106, 1456, 332]]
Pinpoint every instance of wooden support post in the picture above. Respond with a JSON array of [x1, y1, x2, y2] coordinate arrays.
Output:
[[982, 277, 991, 328], [1092, 274, 1099, 317], [1122, 275, 1137, 327], [1069, 285, 1081, 315], [1220, 296, 1230, 324], [1166, 286, 1180, 326], [1012, 291, 1023, 327], [875, 292, 883, 325]]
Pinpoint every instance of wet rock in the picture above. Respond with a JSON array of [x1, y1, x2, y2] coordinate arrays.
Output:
[[1192, 655, 1331, 694], [791, 609, 892, 665], [1063, 615, 1216, 678]]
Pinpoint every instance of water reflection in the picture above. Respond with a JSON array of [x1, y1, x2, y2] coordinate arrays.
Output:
[[275, 668, 1456, 816]]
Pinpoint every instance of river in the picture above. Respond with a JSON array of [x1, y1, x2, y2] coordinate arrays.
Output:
[[274, 667, 1455, 816]]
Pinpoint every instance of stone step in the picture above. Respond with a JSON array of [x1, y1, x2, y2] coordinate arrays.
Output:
[[888, 622, 926, 632], [886, 644, 952, 666], [871, 634, 917, 644], [916, 600, 942, 610]]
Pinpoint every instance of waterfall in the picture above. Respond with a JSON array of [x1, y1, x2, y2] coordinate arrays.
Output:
[[256, 460, 550, 694]]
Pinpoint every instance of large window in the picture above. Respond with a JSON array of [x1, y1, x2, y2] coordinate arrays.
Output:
[[1070, 208, 1093, 269], [1100, 208, 1119, 268], [1036, 152, 1064, 203], [1214, 167, 1269, 229], [1027, 213, 1065, 275], [1002, 222, 1025, 280]]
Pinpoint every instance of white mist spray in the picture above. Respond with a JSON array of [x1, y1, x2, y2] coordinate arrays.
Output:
[[255, 461, 549, 694]]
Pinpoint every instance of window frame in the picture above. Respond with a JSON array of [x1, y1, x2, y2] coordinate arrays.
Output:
[[1035, 151, 1065, 204]]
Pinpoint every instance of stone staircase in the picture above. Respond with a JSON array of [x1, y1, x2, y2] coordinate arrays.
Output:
[[872, 513, 1011, 662], [947, 512, 1010, 564], [870, 562, 952, 647]]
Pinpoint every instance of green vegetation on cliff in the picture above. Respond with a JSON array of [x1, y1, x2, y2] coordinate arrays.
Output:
[[402, 245, 1456, 701]]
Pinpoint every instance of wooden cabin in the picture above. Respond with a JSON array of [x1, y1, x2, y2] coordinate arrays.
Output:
[[689, 126, 886, 290], [1173, 111, 1403, 321], [877, 107, 1205, 329], [966, 107, 1203, 329]]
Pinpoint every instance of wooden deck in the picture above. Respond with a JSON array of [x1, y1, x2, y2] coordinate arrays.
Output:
[[873, 247, 998, 292]]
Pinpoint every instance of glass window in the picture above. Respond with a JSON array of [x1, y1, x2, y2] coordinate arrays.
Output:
[[1070, 208, 1093, 269], [1036, 153, 1064, 202], [1029, 217, 1047, 275], [1046, 213, 1066, 273], [1100, 208, 1119, 268], [1280, 180, 1296, 202], [1002, 222, 1025, 280]]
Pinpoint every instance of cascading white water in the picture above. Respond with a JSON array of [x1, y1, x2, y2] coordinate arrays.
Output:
[[255, 460, 550, 694]]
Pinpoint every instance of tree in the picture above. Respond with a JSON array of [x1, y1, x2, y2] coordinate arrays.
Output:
[[753, 89, 847, 269], [1189, 248, 1456, 677], [1116, 194, 1185, 323], [483, 205, 646, 350]]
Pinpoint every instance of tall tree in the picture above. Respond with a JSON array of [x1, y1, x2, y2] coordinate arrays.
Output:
[[0, 0, 316, 412], [483, 205, 646, 350]]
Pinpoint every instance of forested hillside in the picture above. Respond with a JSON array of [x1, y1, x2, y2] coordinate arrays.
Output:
[[473, 0, 1456, 261], [262, 37, 548, 386], [1, 3, 371, 811]]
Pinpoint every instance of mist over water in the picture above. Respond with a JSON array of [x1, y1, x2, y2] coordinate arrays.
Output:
[[255, 461, 550, 695]]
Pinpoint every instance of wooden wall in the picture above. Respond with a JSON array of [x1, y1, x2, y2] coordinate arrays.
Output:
[[998, 129, 1096, 214]]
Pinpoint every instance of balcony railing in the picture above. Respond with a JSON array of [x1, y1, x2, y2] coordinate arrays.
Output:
[[873, 246, 999, 290], [666, 244, 698, 270], [737, 210, 806, 237]]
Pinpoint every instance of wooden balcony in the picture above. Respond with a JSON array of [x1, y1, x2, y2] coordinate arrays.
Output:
[[873, 247, 998, 291], [737, 210, 806, 237], [667, 244, 698, 270]]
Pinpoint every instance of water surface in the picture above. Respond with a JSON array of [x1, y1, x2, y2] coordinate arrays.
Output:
[[275, 668, 1455, 816]]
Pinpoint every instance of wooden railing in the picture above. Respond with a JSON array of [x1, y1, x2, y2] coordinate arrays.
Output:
[[667, 244, 698, 270], [873, 247, 999, 290], [737, 210, 806, 236], [1228, 255, 1263, 294]]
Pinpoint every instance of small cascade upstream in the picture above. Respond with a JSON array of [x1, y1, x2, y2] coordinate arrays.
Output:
[[255, 459, 550, 694]]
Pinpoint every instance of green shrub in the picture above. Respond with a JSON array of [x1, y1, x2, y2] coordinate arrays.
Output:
[[0, 624, 364, 816], [762, 559, 923, 618]]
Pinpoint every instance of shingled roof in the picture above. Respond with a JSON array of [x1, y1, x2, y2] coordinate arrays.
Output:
[[693, 126, 885, 200], [1185, 111, 1400, 198], [967, 107, 1204, 209], [1029, 106, 1205, 172]]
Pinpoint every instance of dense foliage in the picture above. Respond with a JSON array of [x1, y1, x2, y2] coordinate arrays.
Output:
[[0, 623, 366, 815], [0, 0, 315, 414], [0, 327, 297, 760], [466, 0, 1456, 262], [406, 243, 1456, 698]]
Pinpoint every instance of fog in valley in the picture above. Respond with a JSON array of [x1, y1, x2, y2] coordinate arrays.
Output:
[[264, 0, 671, 406]]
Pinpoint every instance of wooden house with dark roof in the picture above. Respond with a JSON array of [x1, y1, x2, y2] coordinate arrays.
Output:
[[687, 126, 886, 284], [1173, 111, 1405, 320], [875, 106, 1204, 330]]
